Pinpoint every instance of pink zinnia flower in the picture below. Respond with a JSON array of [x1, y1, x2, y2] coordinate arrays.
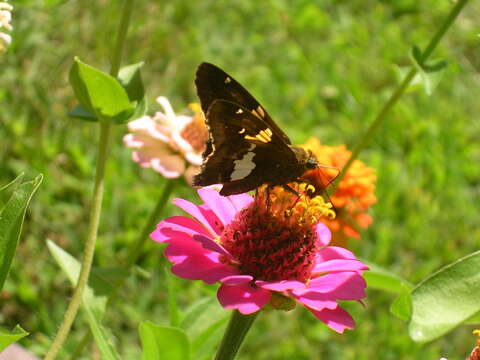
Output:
[[151, 185, 368, 333], [123, 97, 208, 184]]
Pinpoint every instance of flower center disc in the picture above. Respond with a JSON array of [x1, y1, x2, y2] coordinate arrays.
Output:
[[220, 186, 332, 282]]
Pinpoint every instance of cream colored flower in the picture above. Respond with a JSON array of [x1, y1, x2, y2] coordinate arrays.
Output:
[[123, 97, 208, 184], [0, 1, 13, 54]]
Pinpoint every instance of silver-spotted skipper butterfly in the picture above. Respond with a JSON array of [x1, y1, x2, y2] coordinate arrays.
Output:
[[193, 62, 331, 197]]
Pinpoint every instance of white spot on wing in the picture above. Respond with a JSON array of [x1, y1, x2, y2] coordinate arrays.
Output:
[[230, 145, 256, 181]]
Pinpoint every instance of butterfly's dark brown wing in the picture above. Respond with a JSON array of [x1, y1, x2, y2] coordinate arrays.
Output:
[[195, 62, 292, 146], [193, 100, 298, 195]]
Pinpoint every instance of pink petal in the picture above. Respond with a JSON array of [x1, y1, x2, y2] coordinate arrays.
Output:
[[294, 294, 337, 311], [227, 193, 254, 212], [123, 133, 141, 148], [316, 222, 331, 247], [217, 283, 271, 314], [197, 188, 238, 226], [308, 273, 366, 299], [192, 234, 232, 258], [150, 155, 185, 178], [308, 306, 355, 333], [292, 273, 366, 310], [126, 117, 171, 143], [164, 239, 238, 284], [185, 152, 203, 166], [255, 280, 307, 292], [123, 128, 187, 178], [312, 259, 368, 274], [316, 246, 357, 262], [153, 220, 233, 260], [151, 216, 211, 243], [220, 275, 254, 285], [163, 233, 215, 262], [173, 198, 223, 235]]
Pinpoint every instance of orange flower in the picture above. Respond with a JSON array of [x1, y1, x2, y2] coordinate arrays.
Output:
[[467, 329, 480, 360], [301, 138, 376, 247]]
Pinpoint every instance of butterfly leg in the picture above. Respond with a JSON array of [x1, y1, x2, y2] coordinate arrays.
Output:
[[282, 184, 300, 197], [264, 186, 272, 212], [281, 184, 303, 212]]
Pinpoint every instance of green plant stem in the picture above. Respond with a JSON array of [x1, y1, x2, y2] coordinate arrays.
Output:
[[44, 120, 111, 360], [44, 1, 134, 359], [70, 180, 176, 359], [110, 0, 134, 77], [332, 0, 470, 188], [215, 311, 259, 360], [124, 180, 176, 269]]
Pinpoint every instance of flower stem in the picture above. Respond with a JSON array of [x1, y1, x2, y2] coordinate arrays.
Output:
[[124, 179, 176, 269], [44, 120, 111, 360], [44, 1, 134, 358], [332, 0, 470, 188], [68, 180, 176, 359], [110, 0, 134, 77], [215, 311, 259, 360]]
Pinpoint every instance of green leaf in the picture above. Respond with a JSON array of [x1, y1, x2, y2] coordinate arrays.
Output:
[[423, 59, 448, 73], [68, 57, 134, 123], [165, 268, 180, 327], [0, 174, 42, 291], [68, 104, 98, 122], [417, 68, 444, 96], [47, 241, 120, 360], [410, 45, 448, 73], [116, 62, 147, 123], [411, 45, 424, 67], [0, 173, 25, 207], [362, 261, 413, 293], [390, 286, 413, 321], [130, 97, 148, 120], [139, 321, 190, 360], [180, 297, 228, 358], [395, 65, 445, 96], [0, 325, 29, 352], [409, 251, 480, 342], [90, 266, 130, 297], [408, 46, 448, 95], [0, 174, 25, 193], [191, 317, 227, 360], [118, 62, 145, 102], [465, 311, 480, 325]]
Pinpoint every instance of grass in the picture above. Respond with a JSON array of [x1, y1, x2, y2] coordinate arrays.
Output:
[[1, 0, 480, 358]]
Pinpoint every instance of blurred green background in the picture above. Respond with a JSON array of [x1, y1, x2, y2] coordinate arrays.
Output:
[[1, 0, 480, 358]]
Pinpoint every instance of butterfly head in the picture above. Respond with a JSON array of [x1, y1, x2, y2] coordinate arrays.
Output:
[[306, 155, 318, 170], [290, 146, 318, 171]]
